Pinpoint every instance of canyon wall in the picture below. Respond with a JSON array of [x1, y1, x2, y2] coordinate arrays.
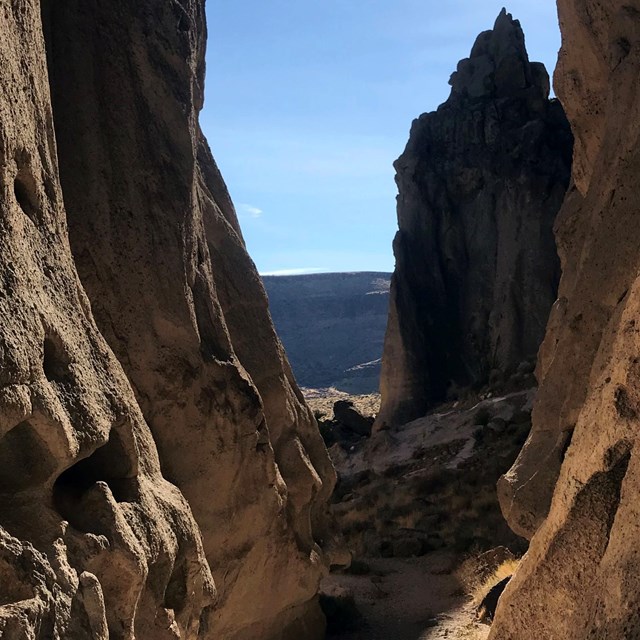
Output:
[[491, 2, 640, 637], [377, 10, 573, 428], [0, 1, 337, 639]]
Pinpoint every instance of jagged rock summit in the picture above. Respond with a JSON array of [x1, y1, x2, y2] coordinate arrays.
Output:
[[377, 9, 573, 428], [0, 1, 338, 639], [450, 8, 550, 101]]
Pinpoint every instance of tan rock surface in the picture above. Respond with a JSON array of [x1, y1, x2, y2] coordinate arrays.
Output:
[[1, 1, 337, 639], [492, 2, 640, 637], [44, 1, 337, 638], [0, 3, 213, 638]]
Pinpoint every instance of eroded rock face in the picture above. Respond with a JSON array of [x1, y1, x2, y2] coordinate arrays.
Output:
[[377, 10, 572, 428], [0, 3, 213, 637], [0, 1, 336, 639], [491, 2, 640, 638]]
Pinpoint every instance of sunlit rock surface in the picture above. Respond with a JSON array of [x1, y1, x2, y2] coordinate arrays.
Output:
[[0, 1, 337, 638], [492, 2, 640, 638]]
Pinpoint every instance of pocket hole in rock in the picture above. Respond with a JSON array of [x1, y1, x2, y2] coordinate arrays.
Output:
[[560, 427, 575, 460], [613, 37, 631, 67], [0, 421, 58, 493], [53, 428, 139, 529], [13, 170, 40, 224], [43, 335, 72, 384], [163, 559, 188, 613]]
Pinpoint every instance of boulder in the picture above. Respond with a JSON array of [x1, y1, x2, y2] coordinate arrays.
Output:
[[334, 400, 374, 437]]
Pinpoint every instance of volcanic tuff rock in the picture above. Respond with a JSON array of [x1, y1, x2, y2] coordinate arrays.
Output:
[[377, 9, 573, 428], [0, 3, 213, 638], [491, 2, 640, 638], [0, 1, 337, 639], [264, 272, 391, 394]]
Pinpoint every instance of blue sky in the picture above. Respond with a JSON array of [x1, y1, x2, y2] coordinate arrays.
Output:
[[202, 1, 561, 275]]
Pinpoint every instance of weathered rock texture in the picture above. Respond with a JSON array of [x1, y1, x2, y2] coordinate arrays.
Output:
[[0, 1, 336, 639], [377, 10, 573, 428], [0, 3, 213, 638], [490, 2, 640, 638]]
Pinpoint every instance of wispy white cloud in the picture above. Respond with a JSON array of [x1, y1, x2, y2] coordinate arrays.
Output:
[[260, 268, 327, 277], [238, 203, 264, 218]]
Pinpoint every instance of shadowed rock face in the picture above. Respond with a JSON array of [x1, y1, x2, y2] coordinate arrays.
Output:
[[377, 9, 573, 428], [491, 3, 640, 639], [0, 1, 337, 639]]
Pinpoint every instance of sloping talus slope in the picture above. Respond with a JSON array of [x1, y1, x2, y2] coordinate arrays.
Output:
[[377, 10, 572, 428], [491, 2, 640, 638], [0, 1, 338, 639]]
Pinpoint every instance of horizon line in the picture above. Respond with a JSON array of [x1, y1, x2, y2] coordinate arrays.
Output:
[[260, 268, 393, 277]]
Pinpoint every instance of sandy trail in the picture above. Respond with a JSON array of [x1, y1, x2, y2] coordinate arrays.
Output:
[[323, 554, 489, 640]]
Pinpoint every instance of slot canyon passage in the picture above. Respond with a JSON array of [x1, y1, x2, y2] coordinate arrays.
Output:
[[1, 2, 640, 640]]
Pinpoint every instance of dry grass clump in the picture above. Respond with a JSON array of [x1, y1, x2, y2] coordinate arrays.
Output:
[[472, 558, 519, 606], [456, 552, 521, 605]]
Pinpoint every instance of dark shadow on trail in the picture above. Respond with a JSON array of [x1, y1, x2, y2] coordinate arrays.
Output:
[[322, 554, 489, 640]]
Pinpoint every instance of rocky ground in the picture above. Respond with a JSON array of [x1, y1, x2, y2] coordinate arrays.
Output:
[[309, 388, 531, 639], [305, 388, 381, 421], [327, 390, 532, 557]]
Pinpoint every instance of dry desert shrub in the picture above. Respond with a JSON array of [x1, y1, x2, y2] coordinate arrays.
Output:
[[456, 551, 520, 606], [472, 558, 519, 606]]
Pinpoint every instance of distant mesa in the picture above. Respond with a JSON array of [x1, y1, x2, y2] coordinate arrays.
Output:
[[263, 272, 391, 395]]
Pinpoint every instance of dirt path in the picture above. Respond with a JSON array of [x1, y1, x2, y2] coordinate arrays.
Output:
[[322, 554, 489, 640]]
